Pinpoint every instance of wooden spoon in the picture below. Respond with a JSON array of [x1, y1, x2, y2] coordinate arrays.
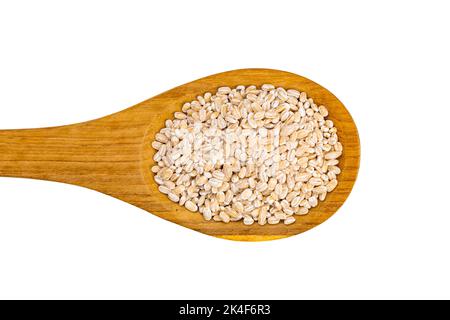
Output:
[[0, 69, 360, 241]]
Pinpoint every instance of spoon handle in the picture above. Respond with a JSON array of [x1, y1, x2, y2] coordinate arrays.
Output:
[[0, 120, 147, 195]]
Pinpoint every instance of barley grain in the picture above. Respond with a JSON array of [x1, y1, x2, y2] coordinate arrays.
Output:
[[268, 216, 280, 225], [185, 201, 198, 212], [168, 193, 180, 203], [243, 215, 254, 225], [284, 216, 296, 225]]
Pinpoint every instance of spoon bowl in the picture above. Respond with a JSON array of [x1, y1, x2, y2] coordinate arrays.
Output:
[[0, 69, 360, 241]]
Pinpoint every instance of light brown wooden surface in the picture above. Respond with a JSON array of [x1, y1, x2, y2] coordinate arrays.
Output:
[[0, 69, 360, 241]]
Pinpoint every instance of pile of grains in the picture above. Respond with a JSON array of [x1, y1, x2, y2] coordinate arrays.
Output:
[[151, 85, 342, 225]]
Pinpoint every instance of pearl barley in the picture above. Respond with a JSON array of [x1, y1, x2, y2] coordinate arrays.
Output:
[[151, 85, 342, 225]]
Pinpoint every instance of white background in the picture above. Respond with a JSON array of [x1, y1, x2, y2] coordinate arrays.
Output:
[[0, 0, 449, 300]]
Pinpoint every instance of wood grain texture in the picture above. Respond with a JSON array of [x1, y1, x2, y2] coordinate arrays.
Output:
[[0, 69, 360, 241]]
